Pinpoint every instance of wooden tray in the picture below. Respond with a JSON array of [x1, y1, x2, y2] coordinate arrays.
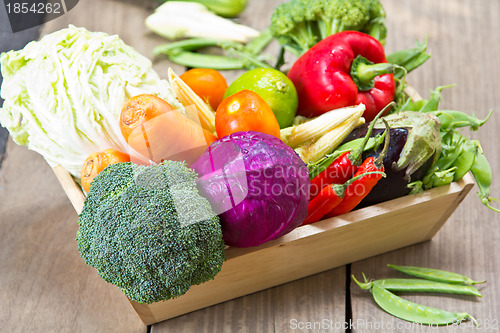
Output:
[[52, 165, 475, 325]]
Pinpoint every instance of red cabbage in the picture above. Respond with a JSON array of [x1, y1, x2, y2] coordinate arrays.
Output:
[[192, 131, 310, 247]]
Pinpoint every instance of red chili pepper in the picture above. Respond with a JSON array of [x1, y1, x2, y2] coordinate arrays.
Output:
[[310, 151, 357, 198], [326, 120, 391, 217], [309, 105, 392, 199], [303, 171, 386, 225], [288, 31, 396, 121]]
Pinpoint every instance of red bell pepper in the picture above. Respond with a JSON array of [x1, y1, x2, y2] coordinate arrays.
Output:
[[288, 31, 396, 121]]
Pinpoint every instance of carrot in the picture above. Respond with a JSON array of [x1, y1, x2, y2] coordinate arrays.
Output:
[[81, 149, 130, 192], [120, 94, 217, 165]]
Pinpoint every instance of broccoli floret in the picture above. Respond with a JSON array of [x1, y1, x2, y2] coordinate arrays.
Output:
[[76, 161, 225, 304], [270, 0, 387, 56]]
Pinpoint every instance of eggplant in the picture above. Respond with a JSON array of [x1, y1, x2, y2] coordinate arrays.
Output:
[[342, 112, 442, 207]]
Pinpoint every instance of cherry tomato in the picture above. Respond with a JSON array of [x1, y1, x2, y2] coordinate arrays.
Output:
[[120, 94, 216, 165], [215, 90, 280, 139], [180, 68, 228, 110], [119, 94, 176, 142], [81, 149, 130, 192]]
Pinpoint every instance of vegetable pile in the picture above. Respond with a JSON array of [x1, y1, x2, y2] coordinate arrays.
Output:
[[0, 0, 497, 309]]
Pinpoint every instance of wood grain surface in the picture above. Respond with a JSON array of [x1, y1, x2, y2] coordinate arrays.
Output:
[[0, 0, 499, 332], [351, 0, 500, 332]]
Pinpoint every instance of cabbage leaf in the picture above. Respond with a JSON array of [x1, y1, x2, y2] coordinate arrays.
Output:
[[0, 25, 181, 176]]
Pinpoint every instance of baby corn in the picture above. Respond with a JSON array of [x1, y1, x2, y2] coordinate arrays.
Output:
[[168, 68, 216, 134], [296, 108, 365, 164]]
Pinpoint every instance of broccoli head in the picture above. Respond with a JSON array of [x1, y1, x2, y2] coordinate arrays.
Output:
[[270, 0, 387, 56], [76, 161, 225, 304]]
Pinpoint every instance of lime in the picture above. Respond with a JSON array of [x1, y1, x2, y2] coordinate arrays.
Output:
[[224, 68, 298, 128]]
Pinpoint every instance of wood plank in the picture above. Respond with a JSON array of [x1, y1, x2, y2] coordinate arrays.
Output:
[[351, 0, 500, 331], [151, 268, 346, 333], [0, 1, 46, 169], [0, 139, 146, 332], [0, 0, 185, 331]]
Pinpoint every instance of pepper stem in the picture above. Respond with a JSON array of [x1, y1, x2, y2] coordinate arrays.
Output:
[[374, 119, 391, 168], [351, 55, 395, 91], [350, 101, 396, 166], [332, 171, 386, 198]]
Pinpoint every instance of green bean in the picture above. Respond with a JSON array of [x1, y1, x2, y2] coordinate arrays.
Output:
[[470, 142, 500, 212], [371, 284, 476, 326], [373, 279, 482, 297], [388, 264, 486, 285], [453, 139, 478, 181]]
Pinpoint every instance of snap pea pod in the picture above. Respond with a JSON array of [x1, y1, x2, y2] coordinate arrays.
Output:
[[453, 139, 478, 181], [153, 38, 236, 55], [422, 131, 463, 188], [164, 51, 249, 70], [374, 279, 482, 297], [429, 110, 492, 131], [371, 284, 477, 326], [388, 264, 486, 285], [430, 167, 457, 187], [418, 84, 455, 113], [386, 39, 430, 79], [470, 143, 500, 213], [353, 275, 482, 297]]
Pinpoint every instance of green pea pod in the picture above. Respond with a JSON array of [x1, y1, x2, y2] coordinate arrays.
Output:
[[431, 167, 457, 188], [418, 84, 455, 113], [387, 39, 430, 79], [470, 143, 500, 212], [153, 38, 237, 55], [354, 275, 482, 297], [244, 28, 273, 55], [388, 264, 486, 285], [371, 284, 476, 326], [429, 110, 492, 131], [410, 99, 428, 111], [422, 132, 463, 188], [165, 50, 249, 70], [373, 278, 482, 297], [453, 139, 478, 181]]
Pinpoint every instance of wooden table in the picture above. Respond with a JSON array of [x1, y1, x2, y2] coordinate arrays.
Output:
[[1, 0, 499, 332]]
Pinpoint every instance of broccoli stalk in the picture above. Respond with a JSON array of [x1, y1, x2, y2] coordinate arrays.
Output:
[[270, 0, 387, 56], [76, 161, 225, 304]]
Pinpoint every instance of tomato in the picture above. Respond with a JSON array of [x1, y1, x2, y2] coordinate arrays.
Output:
[[120, 94, 216, 165], [120, 94, 176, 141], [81, 149, 130, 192], [215, 90, 280, 139], [180, 68, 228, 111]]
